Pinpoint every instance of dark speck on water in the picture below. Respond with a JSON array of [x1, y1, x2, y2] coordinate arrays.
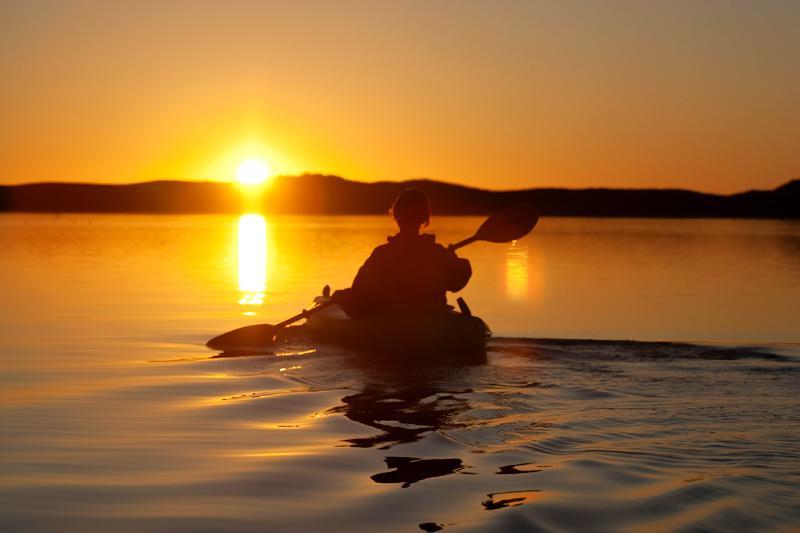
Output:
[[482, 491, 541, 510], [497, 463, 543, 475]]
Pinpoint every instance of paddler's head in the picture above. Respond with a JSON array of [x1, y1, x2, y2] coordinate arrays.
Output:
[[391, 189, 431, 235]]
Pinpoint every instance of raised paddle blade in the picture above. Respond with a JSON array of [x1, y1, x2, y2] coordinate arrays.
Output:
[[206, 323, 279, 351], [474, 203, 539, 243]]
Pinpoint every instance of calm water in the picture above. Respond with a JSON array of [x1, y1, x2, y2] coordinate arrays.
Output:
[[1, 214, 799, 531]]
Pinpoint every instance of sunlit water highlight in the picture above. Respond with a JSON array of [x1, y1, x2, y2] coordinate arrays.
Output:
[[237, 214, 267, 308], [0, 214, 798, 532]]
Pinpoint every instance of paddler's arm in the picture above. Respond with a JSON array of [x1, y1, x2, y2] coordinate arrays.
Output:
[[443, 246, 472, 292], [333, 248, 382, 317]]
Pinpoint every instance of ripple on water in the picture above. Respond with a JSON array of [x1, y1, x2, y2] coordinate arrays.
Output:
[[2, 337, 799, 532]]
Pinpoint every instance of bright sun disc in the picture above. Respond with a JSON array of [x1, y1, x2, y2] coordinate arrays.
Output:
[[236, 158, 272, 185]]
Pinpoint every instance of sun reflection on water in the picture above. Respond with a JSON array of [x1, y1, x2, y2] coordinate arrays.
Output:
[[505, 240, 529, 300], [237, 214, 268, 311]]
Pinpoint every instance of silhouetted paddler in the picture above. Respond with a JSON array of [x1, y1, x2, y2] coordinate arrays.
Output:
[[335, 189, 471, 317]]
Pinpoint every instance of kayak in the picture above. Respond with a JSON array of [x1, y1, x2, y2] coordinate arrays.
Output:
[[305, 297, 491, 362], [207, 295, 491, 362]]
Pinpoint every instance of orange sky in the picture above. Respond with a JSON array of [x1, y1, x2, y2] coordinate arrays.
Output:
[[1, 1, 798, 193]]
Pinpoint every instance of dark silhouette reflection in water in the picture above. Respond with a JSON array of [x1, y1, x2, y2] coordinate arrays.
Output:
[[497, 463, 543, 475], [371, 457, 464, 488], [328, 386, 471, 449], [482, 490, 541, 510], [328, 382, 473, 488]]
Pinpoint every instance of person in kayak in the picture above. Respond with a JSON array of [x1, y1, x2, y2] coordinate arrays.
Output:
[[334, 189, 472, 318]]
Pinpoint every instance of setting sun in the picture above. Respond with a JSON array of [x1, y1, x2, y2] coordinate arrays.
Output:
[[235, 158, 273, 186]]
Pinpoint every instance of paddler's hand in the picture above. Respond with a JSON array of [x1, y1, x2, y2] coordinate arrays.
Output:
[[331, 288, 352, 303], [445, 244, 463, 259], [331, 288, 358, 318]]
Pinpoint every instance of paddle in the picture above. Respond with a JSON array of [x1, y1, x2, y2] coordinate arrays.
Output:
[[206, 203, 539, 352], [449, 202, 539, 250], [206, 300, 338, 352]]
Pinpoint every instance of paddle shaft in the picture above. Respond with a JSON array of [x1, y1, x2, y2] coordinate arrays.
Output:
[[274, 299, 336, 329], [449, 235, 478, 250]]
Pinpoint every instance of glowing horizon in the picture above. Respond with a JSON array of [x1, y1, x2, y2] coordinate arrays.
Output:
[[1, 2, 798, 194]]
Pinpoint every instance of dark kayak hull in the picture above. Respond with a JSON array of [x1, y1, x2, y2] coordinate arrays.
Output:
[[306, 311, 491, 362]]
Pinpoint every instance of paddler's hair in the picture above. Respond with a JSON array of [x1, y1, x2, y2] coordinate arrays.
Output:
[[390, 188, 431, 228]]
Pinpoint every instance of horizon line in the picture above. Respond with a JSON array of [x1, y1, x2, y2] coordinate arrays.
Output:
[[3, 173, 798, 197]]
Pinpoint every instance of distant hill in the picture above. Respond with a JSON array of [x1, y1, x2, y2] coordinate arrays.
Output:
[[0, 175, 798, 218]]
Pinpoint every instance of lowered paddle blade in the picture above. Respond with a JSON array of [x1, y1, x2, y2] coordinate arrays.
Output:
[[206, 323, 279, 351], [475, 203, 539, 243], [206, 301, 336, 353]]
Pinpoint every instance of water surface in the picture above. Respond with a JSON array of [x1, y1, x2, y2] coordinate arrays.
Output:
[[1, 214, 798, 531]]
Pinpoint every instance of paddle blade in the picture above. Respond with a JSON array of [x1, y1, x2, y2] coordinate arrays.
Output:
[[206, 323, 279, 351], [475, 203, 539, 243]]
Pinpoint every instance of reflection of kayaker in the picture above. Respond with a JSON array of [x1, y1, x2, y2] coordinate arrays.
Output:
[[326, 386, 471, 448], [334, 189, 472, 318]]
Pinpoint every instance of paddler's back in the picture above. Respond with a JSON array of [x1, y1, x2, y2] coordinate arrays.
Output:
[[340, 232, 471, 318]]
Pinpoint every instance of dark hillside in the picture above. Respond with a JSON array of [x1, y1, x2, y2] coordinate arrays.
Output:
[[1, 175, 797, 218]]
